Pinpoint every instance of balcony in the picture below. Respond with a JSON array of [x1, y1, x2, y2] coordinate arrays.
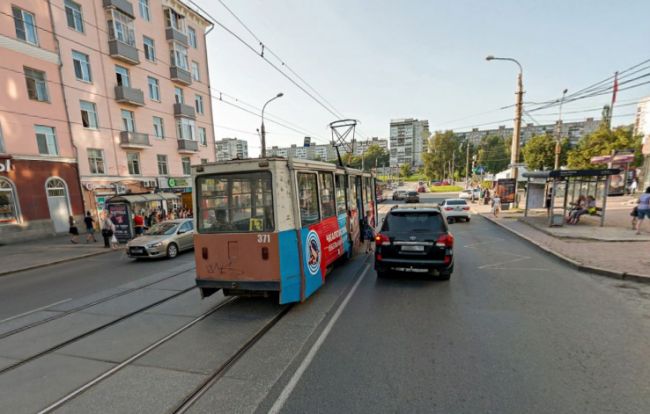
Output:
[[120, 131, 150, 149], [173, 103, 195, 119], [165, 27, 188, 46], [177, 139, 198, 153], [114, 85, 144, 106], [103, 0, 134, 18], [108, 39, 139, 64], [170, 66, 192, 85]]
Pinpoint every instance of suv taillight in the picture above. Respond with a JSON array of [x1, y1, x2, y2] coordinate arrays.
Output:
[[435, 234, 454, 248], [375, 233, 390, 246]]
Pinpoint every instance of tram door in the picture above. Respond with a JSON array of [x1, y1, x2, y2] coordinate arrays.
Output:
[[355, 176, 364, 216]]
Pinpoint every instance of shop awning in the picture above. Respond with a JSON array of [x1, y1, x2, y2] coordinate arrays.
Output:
[[106, 192, 179, 204]]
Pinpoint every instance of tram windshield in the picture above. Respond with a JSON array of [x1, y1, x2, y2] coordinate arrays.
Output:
[[196, 172, 274, 233]]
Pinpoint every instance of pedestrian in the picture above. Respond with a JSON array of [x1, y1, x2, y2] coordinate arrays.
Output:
[[362, 211, 375, 254], [133, 211, 145, 237], [109, 218, 119, 250], [83, 211, 97, 243], [635, 186, 650, 235], [629, 178, 638, 195], [148, 210, 157, 227], [631, 205, 639, 230], [101, 213, 113, 248], [68, 215, 79, 244], [492, 194, 501, 218]]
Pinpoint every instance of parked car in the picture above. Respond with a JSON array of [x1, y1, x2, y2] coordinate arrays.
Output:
[[374, 205, 454, 280], [392, 190, 407, 201], [126, 219, 195, 259], [405, 191, 420, 203], [440, 198, 471, 222], [458, 189, 481, 200]]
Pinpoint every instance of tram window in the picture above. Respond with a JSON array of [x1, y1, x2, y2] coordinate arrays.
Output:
[[196, 172, 274, 233], [298, 173, 320, 227], [335, 174, 347, 215], [319, 172, 336, 218], [348, 176, 357, 211]]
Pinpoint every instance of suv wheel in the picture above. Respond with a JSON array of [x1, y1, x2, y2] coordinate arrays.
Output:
[[437, 271, 451, 281], [376, 269, 388, 278]]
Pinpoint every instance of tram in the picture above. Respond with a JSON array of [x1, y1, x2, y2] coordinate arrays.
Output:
[[192, 157, 376, 304]]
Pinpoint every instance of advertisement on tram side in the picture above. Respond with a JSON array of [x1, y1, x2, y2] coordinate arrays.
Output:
[[301, 216, 345, 299]]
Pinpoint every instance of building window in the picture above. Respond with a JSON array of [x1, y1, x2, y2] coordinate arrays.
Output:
[[24, 67, 49, 102], [188, 26, 197, 48], [0, 123, 4, 153], [108, 9, 135, 47], [164, 8, 186, 33], [64, 0, 84, 32], [115, 65, 130, 87], [170, 42, 188, 70], [157, 154, 168, 175], [198, 127, 207, 146], [200, 158, 207, 164], [139, 0, 150, 21], [80, 100, 99, 129], [72, 51, 92, 82], [127, 153, 140, 175], [0, 178, 20, 223], [191, 61, 200, 81], [153, 116, 164, 139], [147, 76, 160, 101], [143, 36, 155, 61], [181, 157, 191, 175], [121, 110, 135, 132], [195, 95, 204, 114], [174, 87, 184, 104], [87, 148, 105, 174], [176, 118, 195, 140], [12, 6, 38, 45], [35, 125, 58, 155]]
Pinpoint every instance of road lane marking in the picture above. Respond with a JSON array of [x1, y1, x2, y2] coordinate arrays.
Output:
[[478, 253, 531, 269], [0, 298, 71, 324], [268, 264, 370, 414]]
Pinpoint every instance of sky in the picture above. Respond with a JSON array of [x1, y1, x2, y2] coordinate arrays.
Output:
[[193, 0, 650, 156]]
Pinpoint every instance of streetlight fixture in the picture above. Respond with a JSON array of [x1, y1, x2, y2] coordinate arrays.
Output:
[[486, 54, 524, 207], [554, 88, 568, 170], [260, 92, 284, 158]]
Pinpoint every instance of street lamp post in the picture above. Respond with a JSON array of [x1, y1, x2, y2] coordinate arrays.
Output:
[[486, 55, 523, 207], [260, 92, 284, 158], [554, 88, 568, 170]]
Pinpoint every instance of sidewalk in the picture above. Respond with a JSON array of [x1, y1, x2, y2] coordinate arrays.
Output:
[[0, 235, 114, 277], [471, 198, 650, 282]]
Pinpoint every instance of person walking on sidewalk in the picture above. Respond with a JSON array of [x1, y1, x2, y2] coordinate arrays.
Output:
[[362, 211, 375, 254], [492, 194, 501, 218], [83, 211, 97, 243], [69, 215, 79, 244], [133, 211, 145, 237], [635, 187, 650, 235], [629, 178, 638, 195], [101, 213, 113, 248]]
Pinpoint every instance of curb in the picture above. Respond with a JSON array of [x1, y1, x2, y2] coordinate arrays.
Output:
[[0, 249, 116, 278], [515, 218, 650, 243], [478, 213, 650, 284]]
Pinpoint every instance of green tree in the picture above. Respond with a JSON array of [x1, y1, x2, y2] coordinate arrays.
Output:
[[522, 134, 569, 170], [360, 144, 389, 171], [399, 163, 412, 177], [422, 130, 458, 180], [567, 125, 642, 169], [477, 135, 510, 173]]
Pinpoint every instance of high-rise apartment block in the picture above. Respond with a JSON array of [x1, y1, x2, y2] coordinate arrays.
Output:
[[353, 137, 388, 156], [0, 0, 215, 242], [216, 137, 248, 161], [635, 96, 650, 189], [389, 119, 429, 167]]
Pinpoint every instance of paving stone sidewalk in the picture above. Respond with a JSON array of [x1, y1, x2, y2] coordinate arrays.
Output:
[[0, 235, 115, 276], [471, 199, 650, 281]]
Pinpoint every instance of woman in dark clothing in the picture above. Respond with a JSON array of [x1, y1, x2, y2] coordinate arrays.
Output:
[[69, 215, 79, 244]]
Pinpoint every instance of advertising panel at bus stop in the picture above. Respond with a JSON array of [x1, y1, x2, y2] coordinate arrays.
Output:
[[495, 178, 516, 204]]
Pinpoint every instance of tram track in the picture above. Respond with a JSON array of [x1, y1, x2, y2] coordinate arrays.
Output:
[[0, 264, 196, 341]]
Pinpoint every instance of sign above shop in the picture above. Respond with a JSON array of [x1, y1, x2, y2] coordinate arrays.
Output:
[[0, 159, 12, 173], [168, 177, 190, 188]]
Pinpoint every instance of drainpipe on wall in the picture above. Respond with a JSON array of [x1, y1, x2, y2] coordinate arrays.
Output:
[[201, 20, 216, 162], [46, 0, 85, 218]]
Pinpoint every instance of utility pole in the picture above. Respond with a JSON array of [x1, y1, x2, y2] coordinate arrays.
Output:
[[260, 92, 284, 158], [465, 140, 470, 189], [554, 88, 568, 170]]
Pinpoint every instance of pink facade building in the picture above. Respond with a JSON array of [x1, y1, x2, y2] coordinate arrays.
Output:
[[0, 0, 216, 242]]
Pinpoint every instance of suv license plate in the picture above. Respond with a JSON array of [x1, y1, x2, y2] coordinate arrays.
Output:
[[401, 245, 424, 252]]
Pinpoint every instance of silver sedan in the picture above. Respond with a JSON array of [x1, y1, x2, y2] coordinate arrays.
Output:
[[126, 219, 194, 259]]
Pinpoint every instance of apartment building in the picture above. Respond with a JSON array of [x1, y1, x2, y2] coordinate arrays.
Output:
[[268, 143, 337, 161], [635, 96, 650, 189], [50, 0, 216, 215], [216, 137, 248, 161], [353, 137, 388, 156], [0, 0, 84, 242], [389, 118, 429, 167], [0, 0, 216, 242]]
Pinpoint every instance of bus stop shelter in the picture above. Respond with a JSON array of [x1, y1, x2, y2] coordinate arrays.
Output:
[[522, 168, 620, 227]]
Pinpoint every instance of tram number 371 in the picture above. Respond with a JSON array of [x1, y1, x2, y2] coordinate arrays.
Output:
[[257, 234, 271, 243]]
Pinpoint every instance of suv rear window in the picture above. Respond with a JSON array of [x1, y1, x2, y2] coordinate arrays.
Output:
[[446, 200, 467, 205], [383, 212, 444, 232]]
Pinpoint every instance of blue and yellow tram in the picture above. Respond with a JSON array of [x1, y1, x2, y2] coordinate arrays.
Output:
[[192, 157, 376, 304]]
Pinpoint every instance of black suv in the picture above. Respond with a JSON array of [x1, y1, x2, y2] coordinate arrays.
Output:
[[374, 205, 454, 280]]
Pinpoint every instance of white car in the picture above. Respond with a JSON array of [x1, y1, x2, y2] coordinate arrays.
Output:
[[458, 189, 481, 200], [441, 198, 471, 222]]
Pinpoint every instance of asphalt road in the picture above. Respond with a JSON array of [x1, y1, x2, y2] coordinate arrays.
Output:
[[0, 249, 195, 320], [270, 192, 650, 414]]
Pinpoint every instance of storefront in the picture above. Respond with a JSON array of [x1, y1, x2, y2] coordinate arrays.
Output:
[[104, 192, 180, 242], [158, 176, 193, 213], [0, 156, 84, 243]]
